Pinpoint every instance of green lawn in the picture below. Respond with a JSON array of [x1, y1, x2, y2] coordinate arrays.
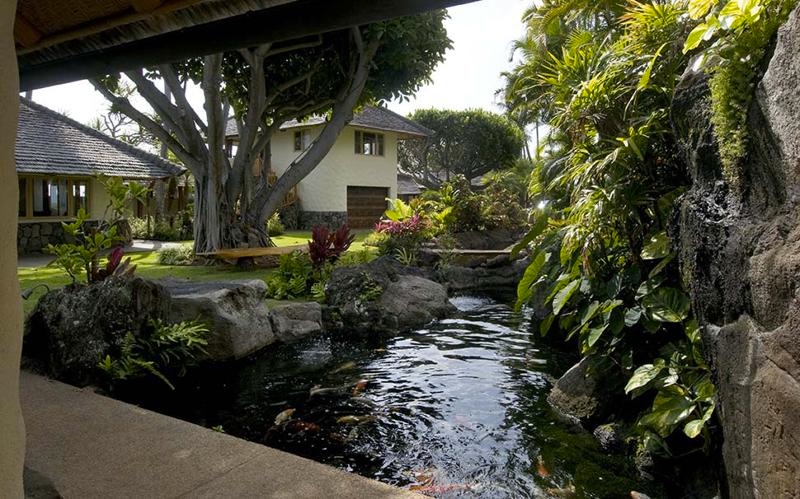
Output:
[[18, 229, 375, 315]]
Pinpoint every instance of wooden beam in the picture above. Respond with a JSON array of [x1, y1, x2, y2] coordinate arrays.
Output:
[[13, 14, 42, 48], [131, 0, 166, 14], [16, 0, 203, 57], [19, 0, 479, 90]]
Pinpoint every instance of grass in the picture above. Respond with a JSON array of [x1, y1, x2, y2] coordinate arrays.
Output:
[[18, 228, 376, 315]]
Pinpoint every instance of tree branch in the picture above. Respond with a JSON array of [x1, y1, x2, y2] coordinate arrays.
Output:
[[90, 78, 201, 170]]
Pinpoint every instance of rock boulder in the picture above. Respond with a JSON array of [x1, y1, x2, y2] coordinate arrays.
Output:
[[160, 279, 274, 360], [547, 356, 623, 427], [325, 256, 454, 334], [24, 276, 169, 386], [270, 302, 323, 341]]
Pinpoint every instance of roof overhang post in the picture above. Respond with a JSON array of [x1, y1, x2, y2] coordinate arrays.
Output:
[[0, 0, 25, 496]]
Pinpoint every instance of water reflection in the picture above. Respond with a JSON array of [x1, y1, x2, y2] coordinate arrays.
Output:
[[138, 296, 657, 498]]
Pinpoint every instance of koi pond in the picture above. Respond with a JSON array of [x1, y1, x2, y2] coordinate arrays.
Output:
[[132, 296, 662, 498]]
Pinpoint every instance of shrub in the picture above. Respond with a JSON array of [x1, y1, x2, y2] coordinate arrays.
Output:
[[129, 217, 149, 239], [157, 245, 195, 266], [45, 209, 135, 283], [129, 216, 188, 241], [266, 251, 315, 299], [374, 215, 430, 256], [97, 319, 209, 390], [267, 213, 285, 236], [151, 219, 181, 241], [362, 231, 390, 247], [308, 224, 355, 267]]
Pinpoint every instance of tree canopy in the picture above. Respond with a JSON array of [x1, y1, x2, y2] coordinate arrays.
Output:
[[93, 12, 450, 252], [398, 108, 524, 187]]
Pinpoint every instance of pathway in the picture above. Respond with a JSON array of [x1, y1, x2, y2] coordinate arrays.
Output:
[[21, 372, 420, 498]]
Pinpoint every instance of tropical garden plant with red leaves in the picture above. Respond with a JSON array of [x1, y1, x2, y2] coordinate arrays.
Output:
[[308, 225, 355, 267]]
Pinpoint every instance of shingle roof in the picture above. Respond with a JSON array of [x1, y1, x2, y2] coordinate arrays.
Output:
[[397, 173, 424, 196], [225, 106, 434, 139], [16, 98, 184, 179]]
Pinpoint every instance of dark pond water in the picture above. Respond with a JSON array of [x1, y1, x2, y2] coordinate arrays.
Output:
[[136, 296, 661, 498]]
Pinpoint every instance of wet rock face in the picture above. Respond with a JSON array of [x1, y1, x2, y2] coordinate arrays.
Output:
[[324, 256, 454, 334], [270, 302, 323, 341], [673, 7, 800, 497], [440, 257, 529, 292], [546, 356, 623, 428], [24, 277, 170, 386], [160, 279, 275, 360]]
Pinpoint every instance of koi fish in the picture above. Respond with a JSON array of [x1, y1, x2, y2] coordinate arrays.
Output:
[[536, 455, 551, 477], [336, 414, 377, 425], [544, 483, 576, 498], [409, 483, 476, 494], [352, 379, 369, 395], [274, 408, 295, 426], [309, 385, 348, 397], [331, 361, 356, 374]]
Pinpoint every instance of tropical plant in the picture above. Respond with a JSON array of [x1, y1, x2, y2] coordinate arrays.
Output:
[[45, 208, 131, 283], [683, 0, 798, 188], [98, 319, 209, 389], [266, 251, 315, 299], [308, 224, 355, 267], [507, 0, 717, 455], [267, 213, 285, 236], [374, 214, 430, 256], [157, 244, 195, 266]]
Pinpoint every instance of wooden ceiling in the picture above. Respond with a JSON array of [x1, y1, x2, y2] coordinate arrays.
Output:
[[15, 0, 478, 91]]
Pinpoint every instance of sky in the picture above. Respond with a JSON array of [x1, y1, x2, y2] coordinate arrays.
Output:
[[25, 0, 530, 126]]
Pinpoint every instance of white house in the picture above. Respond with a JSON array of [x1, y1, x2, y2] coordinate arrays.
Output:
[[226, 106, 432, 229]]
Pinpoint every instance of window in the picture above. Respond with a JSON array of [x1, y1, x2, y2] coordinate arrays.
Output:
[[19, 176, 90, 218], [18, 178, 26, 217], [72, 180, 89, 214], [355, 130, 384, 156], [294, 130, 313, 151]]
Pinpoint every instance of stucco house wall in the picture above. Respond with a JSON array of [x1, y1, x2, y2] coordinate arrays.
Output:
[[270, 125, 398, 227]]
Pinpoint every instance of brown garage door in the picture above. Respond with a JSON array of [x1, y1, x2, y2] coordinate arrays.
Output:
[[347, 186, 389, 229]]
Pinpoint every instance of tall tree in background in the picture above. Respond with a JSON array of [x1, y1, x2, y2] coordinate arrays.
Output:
[[92, 13, 449, 253], [397, 108, 524, 188]]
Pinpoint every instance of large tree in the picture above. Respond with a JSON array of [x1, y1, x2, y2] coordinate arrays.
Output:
[[397, 108, 524, 188], [92, 13, 449, 253]]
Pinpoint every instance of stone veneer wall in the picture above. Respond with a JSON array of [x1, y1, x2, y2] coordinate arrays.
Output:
[[299, 211, 348, 230], [16, 219, 126, 255], [18, 221, 77, 254]]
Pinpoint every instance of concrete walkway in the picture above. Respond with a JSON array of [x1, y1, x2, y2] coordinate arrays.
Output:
[[21, 372, 419, 498]]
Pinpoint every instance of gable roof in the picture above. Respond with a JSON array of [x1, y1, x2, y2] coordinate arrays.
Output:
[[225, 106, 434, 139], [16, 98, 184, 180]]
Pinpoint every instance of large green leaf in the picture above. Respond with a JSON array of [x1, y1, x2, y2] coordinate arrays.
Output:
[[515, 251, 547, 310], [688, 0, 716, 19], [625, 360, 665, 394], [552, 279, 580, 315], [585, 323, 609, 349], [641, 231, 671, 260], [640, 388, 696, 437], [636, 276, 664, 300], [511, 215, 549, 258], [642, 287, 691, 322], [539, 314, 555, 337]]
